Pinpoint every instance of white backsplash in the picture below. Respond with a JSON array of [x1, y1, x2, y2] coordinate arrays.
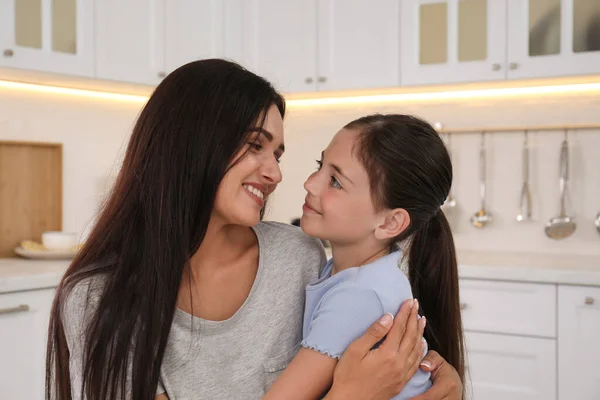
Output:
[[1, 85, 599, 256]]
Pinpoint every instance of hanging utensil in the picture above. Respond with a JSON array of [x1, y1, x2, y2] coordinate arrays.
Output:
[[442, 131, 457, 210], [470, 132, 492, 228], [594, 212, 600, 235], [516, 130, 533, 222], [545, 130, 576, 239]]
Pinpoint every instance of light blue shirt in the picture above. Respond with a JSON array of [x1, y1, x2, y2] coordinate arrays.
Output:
[[302, 251, 432, 400]]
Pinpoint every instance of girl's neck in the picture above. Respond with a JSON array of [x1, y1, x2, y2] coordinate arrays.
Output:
[[330, 240, 389, 275]]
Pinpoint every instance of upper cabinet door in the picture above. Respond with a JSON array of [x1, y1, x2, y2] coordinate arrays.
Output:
[[0, 0, 94, 76], [317, 0, 400, 91], [164, 0, 224, 75], [230, 0, 318, 93], [400, 0, 507, 86], [507, 0, 600, 79], [94, 0, 164, 85]]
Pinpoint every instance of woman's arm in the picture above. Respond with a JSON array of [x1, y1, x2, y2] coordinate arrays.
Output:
[[264, 298, 423, 400], [411, 351, 462, 400], [322, 306, 462, 400]]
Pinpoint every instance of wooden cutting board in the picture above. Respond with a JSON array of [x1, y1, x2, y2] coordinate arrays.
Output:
[[0, 141, 62, 257]]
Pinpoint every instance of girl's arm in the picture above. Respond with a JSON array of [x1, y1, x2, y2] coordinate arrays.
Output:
[[263, 349, 338, 400]]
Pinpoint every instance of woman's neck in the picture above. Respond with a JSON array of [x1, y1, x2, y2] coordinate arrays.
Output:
[[189, 218, 256, 273], [330, 240, 389, 275]]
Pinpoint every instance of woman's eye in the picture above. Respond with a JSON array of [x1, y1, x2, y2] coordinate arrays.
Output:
[[331, 176, 342, 189], [249, 142, 262, 151]]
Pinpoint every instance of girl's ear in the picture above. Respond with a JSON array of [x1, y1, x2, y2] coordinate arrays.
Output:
[[374, 208, 410, 240]]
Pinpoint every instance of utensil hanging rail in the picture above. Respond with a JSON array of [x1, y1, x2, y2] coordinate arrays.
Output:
[[437, 124, 600, 134]]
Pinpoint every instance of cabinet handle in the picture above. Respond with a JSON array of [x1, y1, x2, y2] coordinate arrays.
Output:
[[509, 62, 519, 70], [318, 76, 327, 83], [305, 77, 314, 84], [158, 71, 166, 78], [3, 49, 14, 57], [585, 297, 595, 305], [0, 304, 30, 315], [491, 63, 501, 71], [460, 303, 468, 310]]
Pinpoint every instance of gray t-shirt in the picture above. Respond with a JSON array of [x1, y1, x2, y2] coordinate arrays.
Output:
[[62, 221, 326, 399]]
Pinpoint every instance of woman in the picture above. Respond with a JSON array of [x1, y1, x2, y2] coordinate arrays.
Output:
[[46, 59, 462, 400]]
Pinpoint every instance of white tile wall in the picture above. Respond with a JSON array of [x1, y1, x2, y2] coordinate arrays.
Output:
[[1, 85, 599, 256]]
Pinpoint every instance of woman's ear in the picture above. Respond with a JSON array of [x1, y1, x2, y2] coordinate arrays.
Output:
[[374, 208, 410, 240]]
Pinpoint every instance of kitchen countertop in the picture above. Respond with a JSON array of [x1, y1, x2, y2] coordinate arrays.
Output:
[[324, 249, 600, 286], [2, 250, 600, 294], [457, 250, 600, 286], [0, 258, 69, 293]]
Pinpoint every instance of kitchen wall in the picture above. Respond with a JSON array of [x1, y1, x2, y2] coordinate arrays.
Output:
[[1, 84, 599, 256], [272, 90, 600, 257], [0, 86, 139, 240]]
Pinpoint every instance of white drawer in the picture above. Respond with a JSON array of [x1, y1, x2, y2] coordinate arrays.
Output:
[[459, 279, 556, 338]]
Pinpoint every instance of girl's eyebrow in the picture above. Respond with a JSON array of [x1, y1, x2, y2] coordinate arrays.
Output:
[[321, 151, 354, 185]]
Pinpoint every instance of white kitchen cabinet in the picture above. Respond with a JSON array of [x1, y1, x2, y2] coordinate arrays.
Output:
[[558, 285, 600, 400], [0, 0, 94, 77], [94, 0, 165, 85], [459, 279, 556, 338], [229, 0, 400, 93], [229, 0, 318, 93], [95, 0, 224, 85], [316, 0, 400, 91], [506, 0, 600, 80], [163, 0, 224, 76], [0, 288, 55, 400], [464, 332, 556, 400], [400, 0, 507, 85]]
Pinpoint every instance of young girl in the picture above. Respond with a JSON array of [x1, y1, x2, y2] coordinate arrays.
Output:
[[265, 114, 465, 399]]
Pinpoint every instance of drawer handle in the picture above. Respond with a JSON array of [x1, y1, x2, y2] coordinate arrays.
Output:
[[585, 297, 595, 305], [460, 303, 468, 310], [0, 304, 30, 315]]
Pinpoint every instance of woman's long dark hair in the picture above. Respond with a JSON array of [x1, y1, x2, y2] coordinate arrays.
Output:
[[46, 59, 285, 400], [346, 114, 465, 386]]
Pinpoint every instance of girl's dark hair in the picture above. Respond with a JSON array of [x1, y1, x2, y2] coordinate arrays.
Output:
[[345, 114, 465, 385], [46, 59, 285, 400]]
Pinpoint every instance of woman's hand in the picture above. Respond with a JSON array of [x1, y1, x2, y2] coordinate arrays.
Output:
[[324, 298, 425, 400], [412, 351, 463, 400]]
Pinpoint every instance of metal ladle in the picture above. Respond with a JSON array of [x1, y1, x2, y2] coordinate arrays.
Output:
[[471, 132, 492, 228], [516, 130, 533, 222], [594, 212, 600, 235], [545, 130, 576, 240]]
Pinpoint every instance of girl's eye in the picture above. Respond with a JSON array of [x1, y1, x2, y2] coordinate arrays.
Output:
[[331, 176, 342, 189], [315, 159, 323, 170]]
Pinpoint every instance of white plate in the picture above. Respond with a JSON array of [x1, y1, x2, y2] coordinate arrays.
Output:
[[14, 247, 77, 260]]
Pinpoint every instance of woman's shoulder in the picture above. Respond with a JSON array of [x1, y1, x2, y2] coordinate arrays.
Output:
[[255, 220, 325, 252], [255, 221, 327, 274]]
